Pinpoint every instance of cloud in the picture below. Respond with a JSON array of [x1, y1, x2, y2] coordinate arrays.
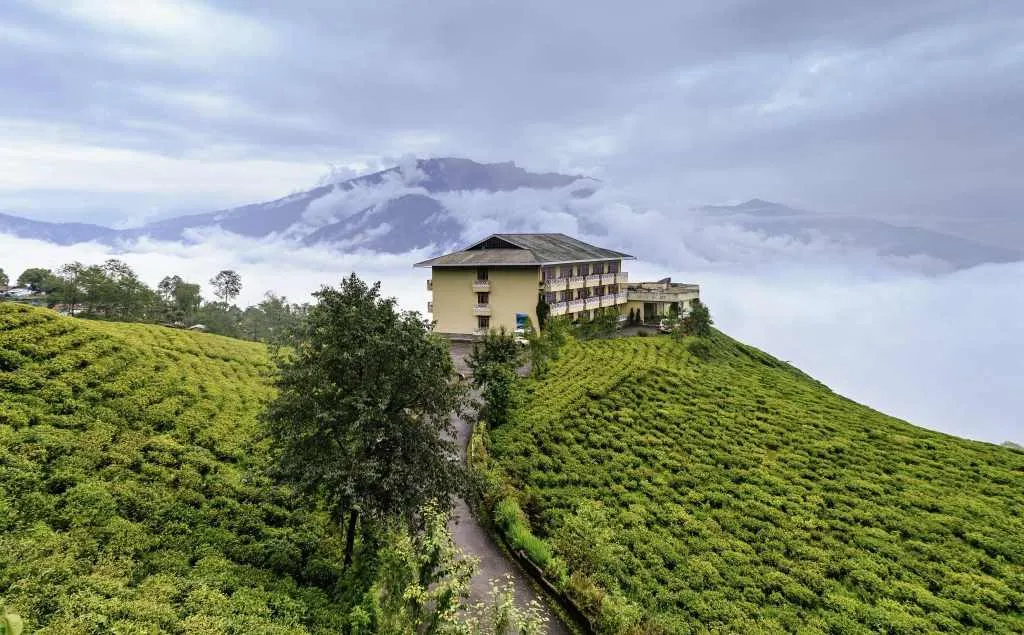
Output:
[[1, 0, 1021, 237], [21, 0, 276, 64], [1, 229, 1020, 445]]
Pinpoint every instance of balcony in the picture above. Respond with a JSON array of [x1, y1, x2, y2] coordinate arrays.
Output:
[[472, 279, 490, 292], [600, 273, 616, 285], [550, 301, 569, 317], [584, 297, 601, 311], [568, 276, 585, 290], [599, 294, 615, 308], [472, 304, 492, 317], [426, 278, 433, 291], [544, 277, 568, 292], [615, 291, 628, 304], [568, 299, 585, 313], [427, 301, 433, 313], [585, 274, 603, 287], [615, 272, 628, 284]]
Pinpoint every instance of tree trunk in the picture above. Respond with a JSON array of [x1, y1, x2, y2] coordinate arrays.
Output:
[[343, 508, 358, 568]]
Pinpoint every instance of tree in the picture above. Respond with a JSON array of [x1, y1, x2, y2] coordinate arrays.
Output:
[[682, 298, 713, 338], [263, 274, 466, 568], [56, 262, 85, 315], [210, 270, 242, 304], [466, 327, 522, 386], [535, 293, 550, 330], [158, 275, 202, 322], [16, 268, 59, 293], [0, 268, 8, 288]]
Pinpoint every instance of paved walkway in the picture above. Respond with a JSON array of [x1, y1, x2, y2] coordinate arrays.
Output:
[[448, 343, 569, 634]]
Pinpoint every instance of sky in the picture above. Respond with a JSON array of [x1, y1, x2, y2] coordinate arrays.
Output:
[[0, 0, 1022, 244], [0, 2, 1022, 445]]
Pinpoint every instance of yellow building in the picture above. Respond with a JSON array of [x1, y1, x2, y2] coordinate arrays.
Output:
[[415, 233, 635, 337]]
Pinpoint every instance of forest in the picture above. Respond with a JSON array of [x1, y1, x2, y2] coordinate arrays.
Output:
[[482, 333, 1024, 633]]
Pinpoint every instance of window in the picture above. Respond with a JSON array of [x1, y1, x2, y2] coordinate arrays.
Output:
[[608, 260, 619, 274], [561, 265, 573, 278], [476, 267, 488, 280], [593, 262, 605, 275], [477, 316, 490, 329], [578, 263, 590, 276], [477, 292, 489, 304], [544, 292, 557, 304], [542, 266, 557, 280]]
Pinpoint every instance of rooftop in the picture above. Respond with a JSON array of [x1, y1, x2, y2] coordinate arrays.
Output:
[[414, 233, 635, 267]]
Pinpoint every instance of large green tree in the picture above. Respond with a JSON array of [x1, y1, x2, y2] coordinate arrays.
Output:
[[0, 268, 8, 288], [16, 268, 60, 294], [263, 274, 466, 567]]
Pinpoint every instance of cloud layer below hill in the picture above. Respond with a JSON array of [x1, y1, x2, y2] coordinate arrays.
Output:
[[1, 231, 1020, 445]]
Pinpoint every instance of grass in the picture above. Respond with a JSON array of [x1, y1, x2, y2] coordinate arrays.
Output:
[[0, 304, 349, 633], [489, 332, 1024, 633]]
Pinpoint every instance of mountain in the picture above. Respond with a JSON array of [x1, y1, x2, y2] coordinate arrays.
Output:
[[0, 158, 1019, 271], [484, 333, 1024, 632], [692, 199, 1023, 270], [0, 212, 117, 246]]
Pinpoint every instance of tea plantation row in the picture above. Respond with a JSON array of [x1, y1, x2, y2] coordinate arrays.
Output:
[[489, 334, 1024, 633], [0, 304, 350, 632]]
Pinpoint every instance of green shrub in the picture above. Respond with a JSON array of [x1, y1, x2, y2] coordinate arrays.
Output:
[[687, 337, 712, 361]]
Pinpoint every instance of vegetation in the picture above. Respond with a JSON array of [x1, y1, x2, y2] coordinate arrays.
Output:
[[3, 261, 305, 345], [681, 298, 712, 337], [0, 302, 549, 633], [0, 303, 351, 632], [264, 274, 466, 568], [485, 332, 1024, 633]]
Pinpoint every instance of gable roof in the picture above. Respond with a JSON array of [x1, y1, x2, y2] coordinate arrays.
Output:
[[414, 233, 635, 267]]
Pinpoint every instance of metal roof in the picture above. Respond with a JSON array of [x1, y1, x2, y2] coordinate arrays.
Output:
[[414, 233, 635, 267]]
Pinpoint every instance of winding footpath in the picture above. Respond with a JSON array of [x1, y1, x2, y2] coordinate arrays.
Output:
[[448, 343, 569, 634]]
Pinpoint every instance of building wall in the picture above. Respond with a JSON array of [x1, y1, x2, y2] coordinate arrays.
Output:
[[430, 266, 541, 335]]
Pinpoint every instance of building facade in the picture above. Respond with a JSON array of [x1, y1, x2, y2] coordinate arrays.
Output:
[[624, 278, 701, 323], [416, 233, 634, 337]]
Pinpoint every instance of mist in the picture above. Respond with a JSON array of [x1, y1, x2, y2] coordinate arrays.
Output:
[[1, 231, 1020, 446]]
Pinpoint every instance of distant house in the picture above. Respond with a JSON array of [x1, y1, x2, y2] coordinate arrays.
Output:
[[415, 232, 700, 338], [5, 287, 35, 299], [188, 324, 208, 332], [624, 278, 701, 323]]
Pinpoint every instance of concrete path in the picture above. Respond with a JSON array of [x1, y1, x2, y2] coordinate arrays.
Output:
[[448, 343, 569, 634]]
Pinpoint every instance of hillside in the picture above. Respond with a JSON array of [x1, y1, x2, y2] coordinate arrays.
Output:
[[488, 334, 1024, 633], [0, 305, 350, 632]]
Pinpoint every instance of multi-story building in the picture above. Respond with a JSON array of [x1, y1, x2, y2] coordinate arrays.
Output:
[[415, 233, 634, 337]]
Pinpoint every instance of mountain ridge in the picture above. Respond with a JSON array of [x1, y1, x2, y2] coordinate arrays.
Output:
[[0, 158, 1019, 271]]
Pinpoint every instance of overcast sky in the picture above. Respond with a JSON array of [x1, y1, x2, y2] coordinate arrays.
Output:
[[1, 0, 1021, 239]]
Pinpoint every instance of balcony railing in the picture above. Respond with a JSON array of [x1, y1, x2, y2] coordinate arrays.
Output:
[[584, 297, 601, 310], [426, 278, 433, 291], [599, 295, 615, 308], [550, 301, 569, 316], [472, 304, 492, 316], [472, 280, 490, 292], [615, 272, 628, 284], [615, 291, 628, 304], [544, 277, 567, 292], [585, 274, 603, 286], [600, 273, 616, 285], [427, 301, 433, 313], [568, 276, 585, 290], [568, 299, 585, 312]]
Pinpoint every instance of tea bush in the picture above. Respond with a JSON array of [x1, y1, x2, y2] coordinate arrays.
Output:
[[490, 332, 1024, 632], [0, 304, 349, 632]]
